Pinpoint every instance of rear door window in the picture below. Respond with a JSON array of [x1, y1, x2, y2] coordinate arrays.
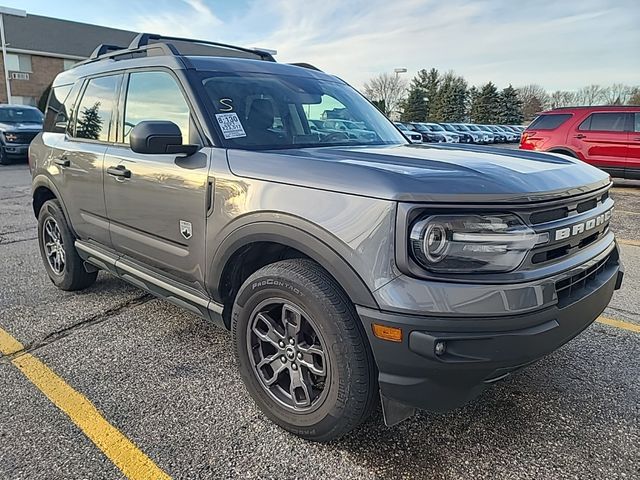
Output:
[[72, 75, 121, 142], [633, 113, 640, 132], [528, 114, 572, 130], [579, 112, 628, 132]]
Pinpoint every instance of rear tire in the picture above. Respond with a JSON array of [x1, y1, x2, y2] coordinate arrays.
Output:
[[232, 259, 377, 442], [37, 199, 98, 291]]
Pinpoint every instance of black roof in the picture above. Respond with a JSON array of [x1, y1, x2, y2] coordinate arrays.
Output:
[[5, 14, 137, 58]]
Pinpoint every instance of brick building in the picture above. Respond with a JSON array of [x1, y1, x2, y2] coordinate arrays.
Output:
[[1, 13, 137, 107]]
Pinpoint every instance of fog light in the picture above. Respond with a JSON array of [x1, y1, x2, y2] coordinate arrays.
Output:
[[434, 341, 446, 356]]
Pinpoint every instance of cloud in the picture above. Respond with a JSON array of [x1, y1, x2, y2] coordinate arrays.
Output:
[[128, 0, 640, 91]]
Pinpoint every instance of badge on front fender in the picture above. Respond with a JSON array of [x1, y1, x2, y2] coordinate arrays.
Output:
[[179, 220, 192, 240]]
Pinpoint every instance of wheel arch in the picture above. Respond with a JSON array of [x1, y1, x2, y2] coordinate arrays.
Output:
[[31, 174, 78, 238], [546, 147, 579, 159], [209, 220, 379, 313]]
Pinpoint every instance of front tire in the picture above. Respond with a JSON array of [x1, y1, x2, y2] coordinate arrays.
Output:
[[37, 199, 98, 291], [0, 147, 9, 165], [232, 259, 377, 442]]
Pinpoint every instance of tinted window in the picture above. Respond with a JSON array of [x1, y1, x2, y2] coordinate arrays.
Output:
[[635, 113, 640, 132], [528, 114, 572, 130], [44, 83, 80, 133], [124, 71, 191, 142], [73, 75, 120, 142], [579, 112, 627, 132]]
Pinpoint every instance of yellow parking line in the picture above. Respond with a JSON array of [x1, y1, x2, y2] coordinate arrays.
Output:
[[0, 327, 171, 480], [618, 239, 640, 247], [596, 316, 640, 333], [615, 209, 640, 216]]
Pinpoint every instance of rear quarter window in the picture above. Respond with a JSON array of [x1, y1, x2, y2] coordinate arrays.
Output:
[[44, 82, 81, 134], [578, 112, 628, 132], [527, 114, 572, 130]]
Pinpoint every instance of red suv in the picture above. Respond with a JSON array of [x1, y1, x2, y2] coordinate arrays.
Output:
[[520, 106, 640, 179]]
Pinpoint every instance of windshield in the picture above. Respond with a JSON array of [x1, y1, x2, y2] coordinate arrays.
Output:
[[411, 123, 429, 132], [200, 72, 405, 150], [454, 124, 470, 131], [395, 123, 408, 131], [466, 124, 480, 131], [426, 123, 445, 132], [441, 124, 455, 132], [0, 108, 43, 123]]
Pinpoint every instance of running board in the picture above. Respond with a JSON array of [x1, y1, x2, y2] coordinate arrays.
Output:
[[75, 240, 225, 328]]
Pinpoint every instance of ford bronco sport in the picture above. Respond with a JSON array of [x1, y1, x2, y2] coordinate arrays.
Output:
[[30, 34, 624, 442]]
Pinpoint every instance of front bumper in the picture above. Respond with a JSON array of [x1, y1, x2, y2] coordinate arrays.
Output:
[[2, 144, 30, 157], [358, 246, 623, 413]]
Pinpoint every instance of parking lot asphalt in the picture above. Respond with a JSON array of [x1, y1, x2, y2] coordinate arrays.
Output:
[[1, 161, 638, 480]]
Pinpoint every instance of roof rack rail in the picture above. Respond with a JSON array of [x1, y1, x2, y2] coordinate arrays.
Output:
[[289, 62, 322, 71], [89, 44, 127, 59], [128, 33, 276, 62]]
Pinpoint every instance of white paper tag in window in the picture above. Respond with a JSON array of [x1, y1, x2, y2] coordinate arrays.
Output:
[[215, 112, 247, 139]]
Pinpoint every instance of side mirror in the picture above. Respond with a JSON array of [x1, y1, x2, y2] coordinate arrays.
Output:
[[129, 121, 198, 156]]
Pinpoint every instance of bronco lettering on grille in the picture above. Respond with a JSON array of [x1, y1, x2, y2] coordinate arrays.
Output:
[[554, 209, 612, 241]]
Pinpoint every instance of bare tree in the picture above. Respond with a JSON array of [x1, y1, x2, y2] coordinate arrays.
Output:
[[549, 90, 576, 109], [575, 84, 605, 105], [516, 84, 550, 121], [603, 83, 632, 104], [629, 87, 640, 105], [363, 73, 407, 117]]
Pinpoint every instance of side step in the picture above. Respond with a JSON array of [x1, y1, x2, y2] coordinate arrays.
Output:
[[75, 240, 225, 328]]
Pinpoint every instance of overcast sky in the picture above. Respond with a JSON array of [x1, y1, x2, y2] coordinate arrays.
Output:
[[7, 0, 640, 91]]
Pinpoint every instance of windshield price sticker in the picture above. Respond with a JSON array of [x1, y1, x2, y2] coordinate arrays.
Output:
[[215, 112, 247, 139]]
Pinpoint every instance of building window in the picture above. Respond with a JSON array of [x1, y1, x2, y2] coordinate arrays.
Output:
[[12, 96, 37, 106], [6, 53, 32, 73], [63, 59, 77, 70]]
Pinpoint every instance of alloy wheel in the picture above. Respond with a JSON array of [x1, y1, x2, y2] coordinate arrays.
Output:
[[42, 217, 65, 275], [247, 299, 329, 412]]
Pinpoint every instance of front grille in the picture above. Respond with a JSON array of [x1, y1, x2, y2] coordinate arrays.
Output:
[[521, 187, 613, 269], [555, 251, 616, 307], [4, 131, 38, 144]]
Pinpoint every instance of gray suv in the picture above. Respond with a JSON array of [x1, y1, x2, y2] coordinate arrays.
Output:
[[30, 34, 624, 442]]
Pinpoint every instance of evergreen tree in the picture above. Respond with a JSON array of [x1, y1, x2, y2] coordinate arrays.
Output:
[[499, 84, 523, 124], [432, 71, 467, 122], [400, 87, 427, 122], [76, 102, 103, 140], [471, 82, 501, 123], [411, 68, 440, 121], [466, 86, 479, 122]]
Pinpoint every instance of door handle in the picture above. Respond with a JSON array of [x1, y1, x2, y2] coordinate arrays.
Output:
[[53, 156, 70, 167], [106, 165, 131, 179], [574, 134, 586, 139]]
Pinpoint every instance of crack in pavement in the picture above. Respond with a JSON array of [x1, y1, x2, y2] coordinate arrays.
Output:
[[0, 294, 153, 363], [0, 236, 38, 245]]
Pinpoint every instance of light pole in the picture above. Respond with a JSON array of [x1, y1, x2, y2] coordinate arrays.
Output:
[[393, 67, 407, 79], [0, 6, 27, 104]]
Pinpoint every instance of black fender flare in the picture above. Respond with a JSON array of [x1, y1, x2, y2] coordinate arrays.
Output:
[[31, 174, 78, 237], [208, 218, 379, 309]]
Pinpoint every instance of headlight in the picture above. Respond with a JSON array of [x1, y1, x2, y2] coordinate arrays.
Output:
[[409, 214, 547, 273]]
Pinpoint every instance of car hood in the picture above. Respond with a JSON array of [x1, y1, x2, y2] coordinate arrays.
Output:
[[227, 144, 610, 203], [0, 122, 43, 131]]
